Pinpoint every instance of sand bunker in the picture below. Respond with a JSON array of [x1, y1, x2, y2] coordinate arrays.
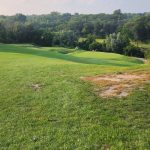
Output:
[[81, 72, 150, 98]]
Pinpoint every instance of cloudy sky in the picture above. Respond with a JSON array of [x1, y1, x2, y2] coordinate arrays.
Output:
[[0, 0, 150, 15]]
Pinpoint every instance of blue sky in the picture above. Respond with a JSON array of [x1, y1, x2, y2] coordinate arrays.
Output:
[[0, 0, 149, 15]]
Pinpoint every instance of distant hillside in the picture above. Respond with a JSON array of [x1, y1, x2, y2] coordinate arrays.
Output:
[[0, 10, 148, 38]]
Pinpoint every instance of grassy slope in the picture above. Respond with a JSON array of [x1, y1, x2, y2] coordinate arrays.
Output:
[[0, 44, 150, 149]]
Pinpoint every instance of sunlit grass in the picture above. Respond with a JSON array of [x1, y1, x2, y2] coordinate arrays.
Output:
[[0, 44, 150, 149]]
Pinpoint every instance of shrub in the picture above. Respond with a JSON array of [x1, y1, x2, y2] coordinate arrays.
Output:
[[78, 34, 96, 50], [145, 49, 150, 59], [89, 42, 102, 51], [123, 45, 144, 58]]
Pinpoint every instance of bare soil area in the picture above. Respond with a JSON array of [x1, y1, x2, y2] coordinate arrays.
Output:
[[81, 72, 150, 98]]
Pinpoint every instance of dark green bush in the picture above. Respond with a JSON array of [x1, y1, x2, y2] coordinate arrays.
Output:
[[89, 42, 102, 51], [123, 45, 144, 58]]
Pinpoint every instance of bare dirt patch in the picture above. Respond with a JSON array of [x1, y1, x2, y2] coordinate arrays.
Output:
[[81, 72, 150, 98], [30, 83, 44, 91]]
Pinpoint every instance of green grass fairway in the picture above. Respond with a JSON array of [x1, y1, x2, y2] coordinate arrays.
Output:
[[0, 44, 150, 149]]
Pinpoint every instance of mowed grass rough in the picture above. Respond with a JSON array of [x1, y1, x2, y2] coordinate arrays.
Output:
[[0, 44, 150, 149]]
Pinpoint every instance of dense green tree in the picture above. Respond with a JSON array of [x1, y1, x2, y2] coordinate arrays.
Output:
[[13, 14, 27, 22], [123, 44, 144, 57], [89, 42, 102, 51], [122, 16, 150, 41], [78, 35, 96, 50], [113, 9, 122, 15], [105, 32, 129, 53], [40, 31, 53, 46], [59, 31, 78, 47], [0, 23, 6, 42]]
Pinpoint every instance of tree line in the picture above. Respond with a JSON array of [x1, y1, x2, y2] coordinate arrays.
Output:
[[0, 10, 149, 57]]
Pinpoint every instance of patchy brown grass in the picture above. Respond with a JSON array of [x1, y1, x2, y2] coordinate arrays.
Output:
[[30, 83, 44, 91], [81, 71, 150, 98]]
